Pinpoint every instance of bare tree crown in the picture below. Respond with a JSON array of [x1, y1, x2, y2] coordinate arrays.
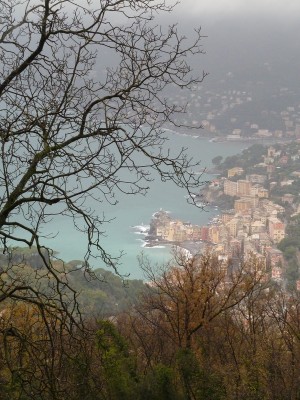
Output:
[[0, 4, 208, 395], [0, 0, 206, 268]]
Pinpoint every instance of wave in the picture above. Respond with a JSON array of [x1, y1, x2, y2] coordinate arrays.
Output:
[[131, 224, 149, 233], [139, 242, 166, 249], [136, 238, 166, 249], [163, 129, 204, 140], [136, 238, 147, 248], [146, 245, 166, 249]]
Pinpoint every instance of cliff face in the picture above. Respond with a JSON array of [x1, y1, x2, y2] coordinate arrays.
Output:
[[201, 187, 221, 203], [149, 210, 171, 236], [201, 186, 236, 210]]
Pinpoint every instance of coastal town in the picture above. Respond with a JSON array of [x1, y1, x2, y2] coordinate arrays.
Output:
[[168, 66, 300, 142], [145, 141, 300, 291]]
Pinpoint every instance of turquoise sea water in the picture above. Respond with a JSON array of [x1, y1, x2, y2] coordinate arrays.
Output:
[[44, 134, 246, 279]]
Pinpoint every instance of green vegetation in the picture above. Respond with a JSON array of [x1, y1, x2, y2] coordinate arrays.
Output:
[[278, 214, 300, 288], [218, 144, 266, 173], [212, 155, 223, 166], [211, 193, 237, 209], [0, 248, 145, 317], [1, 250, 300, 399]]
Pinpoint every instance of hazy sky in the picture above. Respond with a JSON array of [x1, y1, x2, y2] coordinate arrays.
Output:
[[158, 0, 300, 83], [174, 0, 300, 18]]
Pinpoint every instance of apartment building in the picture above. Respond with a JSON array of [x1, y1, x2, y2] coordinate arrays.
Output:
[[234, 198, 252, 212], [224, 179, 238, 196], [237, 179, 252, 196], [268, 217, 285, 243], [228, 167, 244, 178]]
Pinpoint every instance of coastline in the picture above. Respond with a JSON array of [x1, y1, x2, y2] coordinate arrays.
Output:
[[43, 134, 247, 280], [132, 205, 217, 261], [164, 127, 296, 146]]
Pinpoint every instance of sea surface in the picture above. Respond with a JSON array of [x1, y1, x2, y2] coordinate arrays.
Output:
[[44, 133, 247, 279]]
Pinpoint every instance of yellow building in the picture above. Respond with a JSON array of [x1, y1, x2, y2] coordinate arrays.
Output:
[[209, 225, 220, 244], [234, 198, 252, 212], [257, 187, 269, 198], [221, 213, 235, 224], [226, 218, 240, 237], [224, 180, 238, 196], [237, 180, 252, 196], [228, 167, 244, 178], [241, 196, 259, 208]]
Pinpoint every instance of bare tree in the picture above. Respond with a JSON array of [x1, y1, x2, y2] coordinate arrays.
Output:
[[120, 251, 266, 400], [134, 250, 265, 352], [0, 2, 206, 393], [0, 0, 206, 268]]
